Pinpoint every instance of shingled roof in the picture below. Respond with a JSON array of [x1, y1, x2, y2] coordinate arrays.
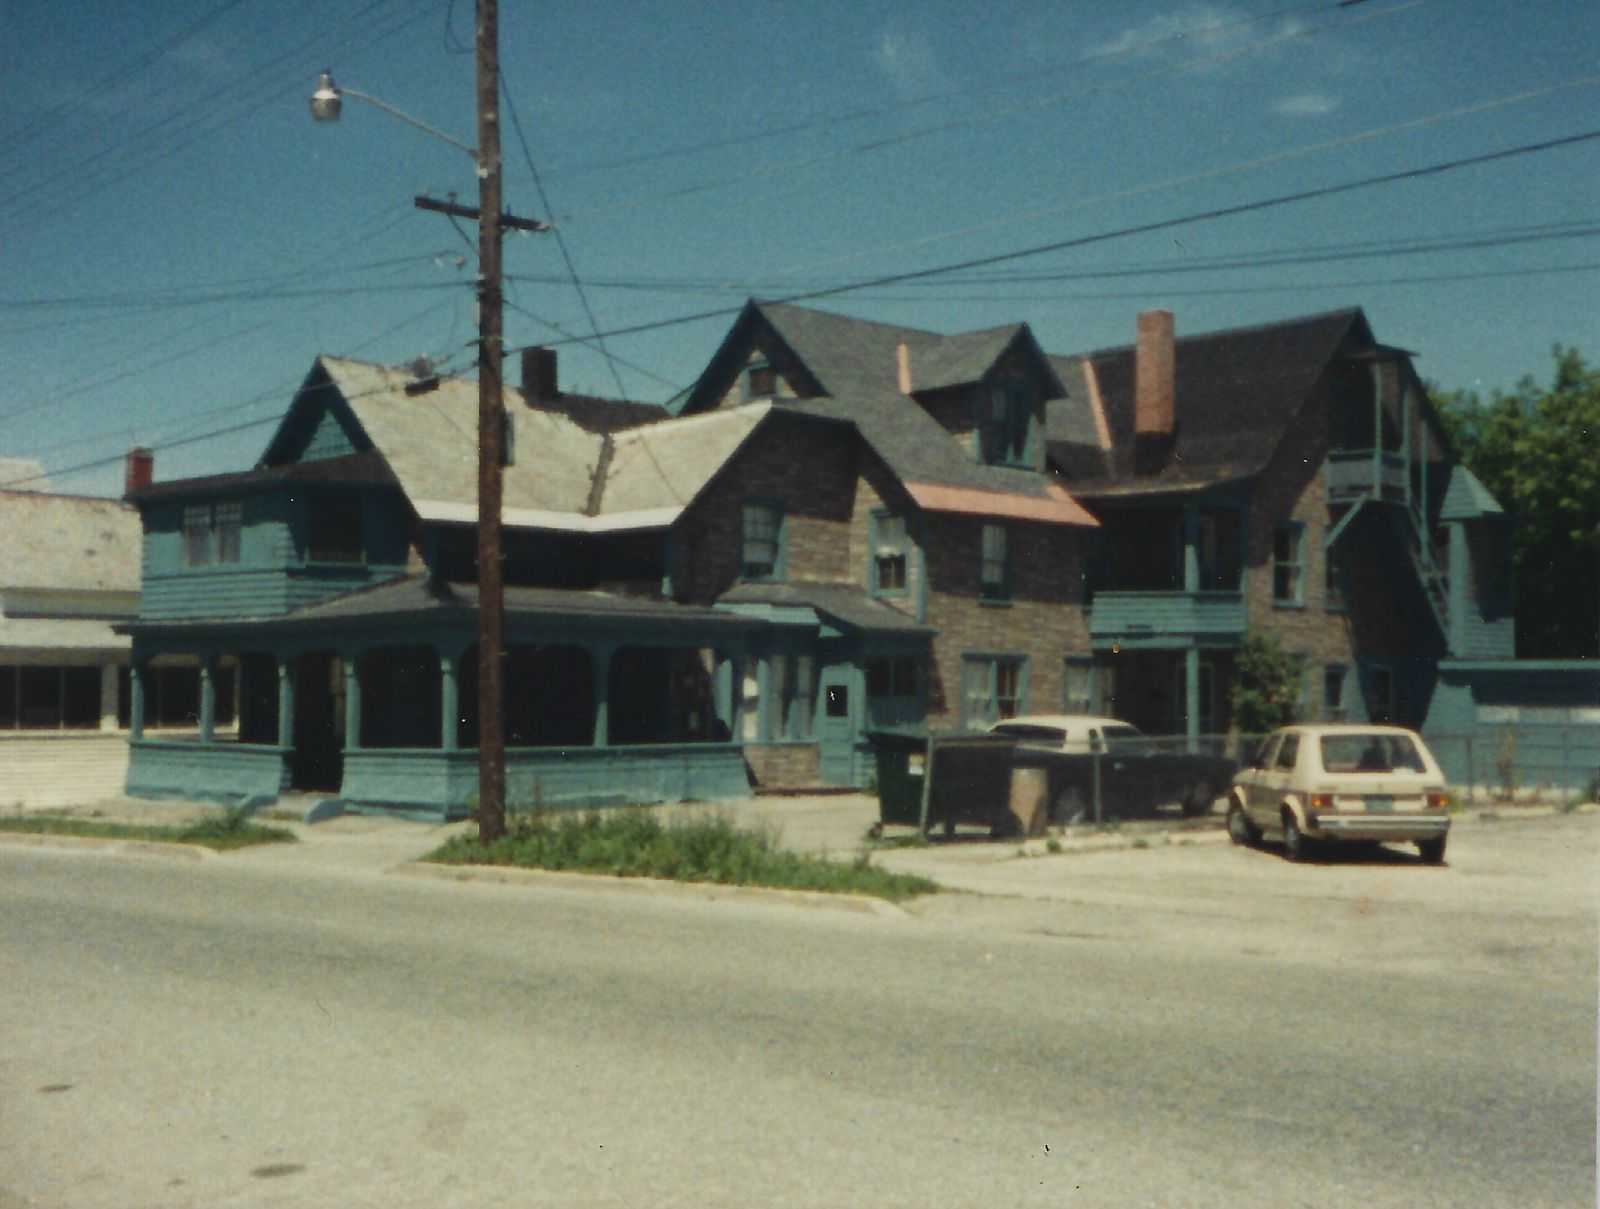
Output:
[[1047, 308, 1370, 496], [0, 489, 141, 593]]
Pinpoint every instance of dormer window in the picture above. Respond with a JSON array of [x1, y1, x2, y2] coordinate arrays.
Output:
[[183, 501, 242, 567], [744, 359, 778, 401], [980, 376, 1035, 467]]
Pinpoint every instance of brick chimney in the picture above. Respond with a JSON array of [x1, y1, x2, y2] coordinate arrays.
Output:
[[1135, 309, 1175, 438], [124, 447, 153, 496], [521, 346, 558, 405]]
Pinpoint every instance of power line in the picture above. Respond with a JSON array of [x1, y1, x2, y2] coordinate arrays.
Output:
[[512, 127, 1600, 354], [499, 71, 629, 402]]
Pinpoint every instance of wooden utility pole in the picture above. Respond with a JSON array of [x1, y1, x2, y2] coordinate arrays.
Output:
[[474, 0, 507, 843]]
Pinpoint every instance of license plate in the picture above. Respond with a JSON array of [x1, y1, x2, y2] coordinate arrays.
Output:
[[1365, 795, 1394, 812]]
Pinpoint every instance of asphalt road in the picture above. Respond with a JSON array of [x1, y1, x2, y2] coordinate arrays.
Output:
[[1, 813, 1594, 1208]]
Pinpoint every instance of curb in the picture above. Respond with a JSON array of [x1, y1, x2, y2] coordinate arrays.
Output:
[[391, 860, 910, 919], [0, 832, 212, 861]]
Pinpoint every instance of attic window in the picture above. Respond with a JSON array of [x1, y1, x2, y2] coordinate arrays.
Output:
[[980, 377, 1034, 468], [744, 360, 778, 401]]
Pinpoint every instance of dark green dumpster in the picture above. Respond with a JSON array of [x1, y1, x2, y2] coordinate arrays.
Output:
[[868, 730, 1020, 836]]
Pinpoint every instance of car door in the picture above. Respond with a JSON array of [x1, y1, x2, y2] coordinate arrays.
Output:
[[1241, 733, 1281, 825], [1256, 731, 1299, 827]]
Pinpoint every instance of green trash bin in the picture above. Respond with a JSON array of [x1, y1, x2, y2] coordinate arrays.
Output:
[[868, 729, 930, 832]]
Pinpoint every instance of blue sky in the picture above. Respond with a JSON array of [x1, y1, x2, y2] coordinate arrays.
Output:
[[2, 0, 1596, 496]]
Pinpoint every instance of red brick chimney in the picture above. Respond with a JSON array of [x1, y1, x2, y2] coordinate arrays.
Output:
[[521, 347, 557, 405], [1135, 309, 1176, 438], [124, 447, 153, 495]]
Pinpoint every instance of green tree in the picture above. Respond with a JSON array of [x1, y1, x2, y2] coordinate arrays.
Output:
[[1230, 633, 1306, 734], [1434, 346, 1600, 658]]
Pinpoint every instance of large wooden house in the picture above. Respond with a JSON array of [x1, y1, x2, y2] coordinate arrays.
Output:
[[121, 301, 1517, 816]]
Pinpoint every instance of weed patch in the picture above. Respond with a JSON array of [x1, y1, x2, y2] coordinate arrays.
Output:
[[427, 808, 938, 903], [0, 811, 295, 851]]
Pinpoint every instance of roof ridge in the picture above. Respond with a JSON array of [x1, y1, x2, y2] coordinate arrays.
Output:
[[1063, 306, 1365, 361]]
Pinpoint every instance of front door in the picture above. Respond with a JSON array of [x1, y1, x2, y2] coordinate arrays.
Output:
[[292, 651, 344, 792], [817, 664, 857, 786]]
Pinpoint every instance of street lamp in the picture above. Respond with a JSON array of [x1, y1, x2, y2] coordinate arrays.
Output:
[[309, 1, 518, 843]]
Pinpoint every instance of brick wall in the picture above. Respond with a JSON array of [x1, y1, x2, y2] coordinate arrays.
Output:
[[673, 415, 859, 602], [923, 514, 1089, 725], [743, 743, 820, 788]]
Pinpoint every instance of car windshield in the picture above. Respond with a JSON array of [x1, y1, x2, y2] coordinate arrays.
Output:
[[1319, 733, 1427, 774], [1101, 724, 1144, 752]]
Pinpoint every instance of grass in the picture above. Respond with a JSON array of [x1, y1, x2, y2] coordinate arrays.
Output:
[[0, 807, 296, 852], [426, 808, 940, 903]]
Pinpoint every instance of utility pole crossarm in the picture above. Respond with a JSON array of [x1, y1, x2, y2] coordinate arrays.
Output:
[[414, 194, 549, 232]]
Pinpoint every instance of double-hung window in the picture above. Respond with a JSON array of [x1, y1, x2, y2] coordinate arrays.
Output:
[[741, 502, 782, 580], [872, 512, 909, 594], [183, 501, 242, 567], [980, 523, 1011, 602], [980, 377, 1033, 467], [962, 655, 1025, 727], [1272, 523, 1304, 605], [1323, 665, 1348, 722]]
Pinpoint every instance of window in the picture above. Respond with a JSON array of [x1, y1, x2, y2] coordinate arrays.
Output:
[[961, 655, 1026, 726], [1323, 665, 1348, 721], [183, 504, 212, 566], [763, 652, 816, 740], [1273, 524, 1304, 605], [309, 494, 363, 563], [872, 513, 909, 594], [980, 377, 1033, 467], [867, 655, 919, 699], [183, 502, 243, 567], [980, 523, 1010, 602], [1324, 539, 1348, 610], [0, 666, 103, 730], [215, 501, 242, 564], [745, 360, 777, 400], [1063, 658, 1094, 714], [740, 501, 782, 580], [1275, 733, 1300, 770]]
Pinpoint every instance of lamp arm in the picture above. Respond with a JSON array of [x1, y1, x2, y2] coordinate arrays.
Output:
[[339, 87, 478, 160]]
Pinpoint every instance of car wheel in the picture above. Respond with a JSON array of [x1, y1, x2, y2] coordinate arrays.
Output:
[[1055, 787, 1089, 826], [1282, 813, 1311, 862], [1227, 801, 1259, 846], [1182, 779, 1216, 817], [1417, 835, 1447, 865]]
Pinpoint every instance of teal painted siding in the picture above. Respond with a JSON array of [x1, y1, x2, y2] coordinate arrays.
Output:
[[299, 402, 361, 461], [1089, 590, 1246, 646], [137, 488, 410, 621], [127, 739, 290, 802]]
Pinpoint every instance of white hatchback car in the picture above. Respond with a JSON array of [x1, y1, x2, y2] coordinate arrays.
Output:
[[1228, 725, 1452, 863]]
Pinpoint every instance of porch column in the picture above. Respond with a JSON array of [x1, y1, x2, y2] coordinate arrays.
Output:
[[439, 647, 460, 752], [591, 642, 615, 748], [343, 653, 362, 751], [276, 656, 295, 750], [1181, 505, 1200, 592], [99, 664, 119, 732], [199, 653, 217, 743], [1184, 647, 1201, 752], [129, 661, 147, 740]]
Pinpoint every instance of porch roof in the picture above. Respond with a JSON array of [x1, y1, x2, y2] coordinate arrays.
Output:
[[122, 575, 766, 637], [716, 581, 934, 637]]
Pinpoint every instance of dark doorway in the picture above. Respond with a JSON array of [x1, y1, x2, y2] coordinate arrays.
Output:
[[292, 651, 344, 791]]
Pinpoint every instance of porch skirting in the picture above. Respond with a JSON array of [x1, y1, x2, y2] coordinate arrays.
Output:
[[127, 739, 291, 805], [126, 739, 753, 819]]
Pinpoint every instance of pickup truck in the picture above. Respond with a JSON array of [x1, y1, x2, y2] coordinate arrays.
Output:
[[988, 714, 1235, 823]]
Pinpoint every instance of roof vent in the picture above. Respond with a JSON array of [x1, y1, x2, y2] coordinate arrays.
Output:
[[404, 357, 441, 396]]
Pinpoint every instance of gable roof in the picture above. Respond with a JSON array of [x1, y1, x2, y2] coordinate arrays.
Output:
[[1440, 465, 1505, 519], [1047, 308, 1369, 496], [0, 489, 141, 593]]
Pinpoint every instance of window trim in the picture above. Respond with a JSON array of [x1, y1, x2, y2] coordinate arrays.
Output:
[[740, 499, 785, 582], [1272, 522, 1305, 607], [870, 510, 910, 597], [980, 522, 1012, 603], [960, 652, 1028, 728]]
